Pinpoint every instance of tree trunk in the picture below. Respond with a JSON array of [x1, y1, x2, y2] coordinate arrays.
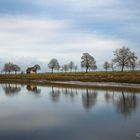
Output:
[[121, 65, 124, 72], [52, 68, 54, 73], [112, 67, 114, 72], [86, 67, 88, 73]]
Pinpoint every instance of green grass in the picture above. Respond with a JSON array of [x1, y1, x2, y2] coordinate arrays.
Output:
[[0, 71, 140, 84]]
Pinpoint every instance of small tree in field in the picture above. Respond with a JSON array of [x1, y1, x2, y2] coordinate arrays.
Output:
[[48, 58, 60, 73], [3, 63, 21, 74], [68, 61, 75, 72], [81, 53, 97, 73], [103, 61, 110, 72], [113, 46, 138, 72], [128, 59, 137, 71], [74, 65, 78, 72], [109, 61, 115, 71], [3, 62, 13, 74], [62, 64, 69, 72], [12, 64, 21, 74], [139, 60, 140, 70]]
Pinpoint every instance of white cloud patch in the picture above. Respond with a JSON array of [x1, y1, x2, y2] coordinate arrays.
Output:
[[0, 16, 124, 71], [0, 48, 5, 53]]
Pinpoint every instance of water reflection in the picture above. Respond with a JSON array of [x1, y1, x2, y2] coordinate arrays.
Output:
[[0, 84, 140, 140], [26, 85, 41, 96], [61, 88, 78, 101], [2, 84, 21, 96], [1, 84, 139, 116], [82, 88, 98, 110], [114, 91, 138, 117], [104, 90, 112, 103], [104, 90, 139, 117], [50, 87, 60, 102]]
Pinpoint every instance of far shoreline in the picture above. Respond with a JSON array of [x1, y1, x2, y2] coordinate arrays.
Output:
[[0, 71, 140, 91], [0, 72, 140, 92]]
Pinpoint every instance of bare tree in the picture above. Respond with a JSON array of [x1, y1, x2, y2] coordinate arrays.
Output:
[[113, 46, 138, 72], [68, 61, 75, 72], [12, 64, 21, 74], [81, 53, 97, 73], [103, 61, 110, 72], [3, 62, 13, 74], [128, 59, 137, 71], [109, 61, 115, 71], [48, 58, 60, 73], [74, 65, 78, 72], [138, 60, 140, 70], [62, 64, 69, 72]]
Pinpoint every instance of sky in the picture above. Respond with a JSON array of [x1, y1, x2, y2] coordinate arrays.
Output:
[[0, 0, 140, 71]]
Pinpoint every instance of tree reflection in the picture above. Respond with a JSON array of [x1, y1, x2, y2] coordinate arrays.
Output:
[[82, 88, 98, 110], [114, 91, 138, 117], [2, 84, 21, 96], [26, 85, 41, 95], [50, 87, 60, 102], [104, 90, 115, 103], [62, 88, 78, 101]]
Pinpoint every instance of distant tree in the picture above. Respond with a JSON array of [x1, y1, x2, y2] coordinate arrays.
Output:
[[128, 59, 137, 71], [81, 53, 97, 73], [3, 63, 21, 74], [62, 64, 69, 72], [48, 58, 60, 73], [74, 65, 78, 72], [103, 61, 110, 72], [109, 61, 115, 71], [139, 60, 140, 70], [90, 65, 97, 71], [68, 61, 75, 72], [113, 46, 138, 72], [12, 64, 21, 74], [3, 62, 13, 74]]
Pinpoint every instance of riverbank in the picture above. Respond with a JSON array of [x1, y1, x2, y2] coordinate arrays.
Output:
[[0, 71, 140, 83], [0, 72, 140, 92]]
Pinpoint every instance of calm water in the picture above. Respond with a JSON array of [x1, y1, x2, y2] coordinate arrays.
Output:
[[0, 84, 140, 140]]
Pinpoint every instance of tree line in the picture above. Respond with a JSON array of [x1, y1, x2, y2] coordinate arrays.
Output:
[[1, 46, 140, 74]]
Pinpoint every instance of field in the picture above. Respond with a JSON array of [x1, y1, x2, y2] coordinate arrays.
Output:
[[0, 71, 140, 84]]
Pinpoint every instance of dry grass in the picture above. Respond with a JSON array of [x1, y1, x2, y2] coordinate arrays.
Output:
[[0, 71, 140, 84]]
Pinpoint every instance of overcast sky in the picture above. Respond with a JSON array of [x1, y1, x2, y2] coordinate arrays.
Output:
[[0, 0, 140, 71]]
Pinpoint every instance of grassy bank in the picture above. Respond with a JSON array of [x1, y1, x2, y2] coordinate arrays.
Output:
[[0, 71, 140, 84]]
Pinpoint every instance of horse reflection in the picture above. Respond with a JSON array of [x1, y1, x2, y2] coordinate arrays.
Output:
[[82, 88, 98, 110], [26, 85, 41, 95], [2, 84, 21, 96]]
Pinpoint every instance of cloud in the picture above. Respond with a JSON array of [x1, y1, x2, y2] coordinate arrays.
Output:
[[0, 16, 124, 71], [0, 48, 5, 53], [0, 17, 70, 47], [0, 0, 139, 71]]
